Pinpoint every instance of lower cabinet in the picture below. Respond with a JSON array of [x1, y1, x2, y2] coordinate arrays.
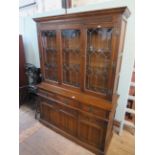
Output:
[[39, 96, 108, 155]]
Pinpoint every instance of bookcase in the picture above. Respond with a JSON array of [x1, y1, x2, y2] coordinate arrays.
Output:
[[34, 7, 130, 155]]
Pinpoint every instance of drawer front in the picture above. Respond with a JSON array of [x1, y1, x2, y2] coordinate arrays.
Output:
[[38, 89, 57, 98], [80, 103, 109, 119], [38, 89, 109, 122], [38, 89, 109, 119], [56, 95, 80, 109], [38, 89, 80, 109]]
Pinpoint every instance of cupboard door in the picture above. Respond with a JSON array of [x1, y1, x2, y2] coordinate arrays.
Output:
[[59, 105, 78, 136], [40, 100, 60, 126], [85, 27, 114, 96], [78, 113, 107, 149], [41, 30, 58, 82], [61, 29, 81, 88], [40, 99, 78, 137]]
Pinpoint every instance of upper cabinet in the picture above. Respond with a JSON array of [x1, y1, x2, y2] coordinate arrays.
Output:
[[35, 7, 130, 100]]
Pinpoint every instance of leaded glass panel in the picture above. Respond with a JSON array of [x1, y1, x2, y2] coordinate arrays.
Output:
[[86, 28, 113, 94], [62, 29, 81, 87], [42, 31, 58, 81]]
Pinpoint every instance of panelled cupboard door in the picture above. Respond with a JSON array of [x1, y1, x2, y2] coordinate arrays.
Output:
[[58, 105, 78, 136], [84, 24, 116, 99], [40, 100, 78, 137], [40, 100, 60, 126], [40, 30, 59, 83], [61, 26, 82, 89], [78, 112, 107, 149]]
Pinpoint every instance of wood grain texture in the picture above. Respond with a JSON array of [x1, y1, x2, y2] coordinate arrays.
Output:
[[19, 35, 27, 87]]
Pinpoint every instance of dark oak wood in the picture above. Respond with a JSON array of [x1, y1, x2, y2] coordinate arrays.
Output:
[[34, 7, 130, 155], [19, 35, 27, 87], [19, 35, 28, 105]]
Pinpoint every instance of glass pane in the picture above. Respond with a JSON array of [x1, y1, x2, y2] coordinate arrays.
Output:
[[42, 31, 58, 81], [62, 29, 81, 87], [86, 28, 113, 94]]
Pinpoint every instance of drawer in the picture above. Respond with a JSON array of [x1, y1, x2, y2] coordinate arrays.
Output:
[[80, 103, 109, 119], [38, 89, 57, 98], [79, 111, 108, 133], [40, 97, 57, 108], [90, 117, 108, 128], [40, 97, 78, 118], [56, 95, 80, 109], [80, 104, 93, 113], [58, 103, 78, 118], [38, 89, 80, 109], [93, 107, 109, 119]]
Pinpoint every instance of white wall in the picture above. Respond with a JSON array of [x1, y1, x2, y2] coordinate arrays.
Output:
[[19, 16, 40, 67], [19, 0, 135, 127], [19, 9, 66, 67], [19, 0, 65, 67]]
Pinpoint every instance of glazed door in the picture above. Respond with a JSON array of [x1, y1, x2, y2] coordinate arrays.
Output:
[[84, 24, 116, 99], [41, 30, 59, 83], [61, 27, 82, 89]]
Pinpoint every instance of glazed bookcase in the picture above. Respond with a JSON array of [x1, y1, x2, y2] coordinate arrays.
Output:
[[34, 7, 130, 155]]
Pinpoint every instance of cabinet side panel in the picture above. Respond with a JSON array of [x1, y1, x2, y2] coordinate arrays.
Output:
[[113, 19, 127, 94], [104, 95, 118, 154], [36, 24, 46, 80]]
